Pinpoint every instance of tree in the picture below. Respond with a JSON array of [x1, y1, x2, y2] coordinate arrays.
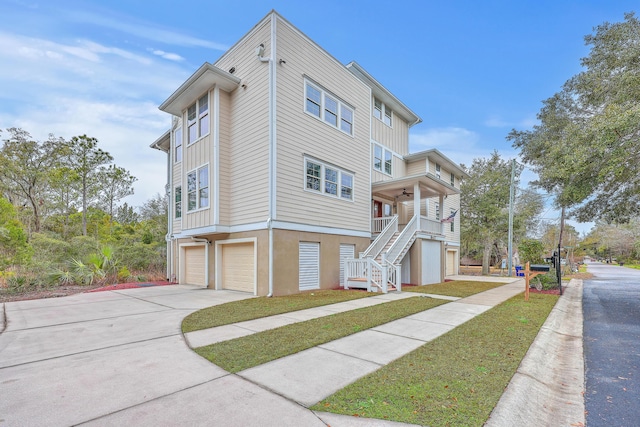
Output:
[[0, 196, 32, 269], [63, 135, 113, 236], [97, 165, 137, 222], [461, 152, 522, 274], [0, 128, 62, 233], [510, 13, 640, 223]]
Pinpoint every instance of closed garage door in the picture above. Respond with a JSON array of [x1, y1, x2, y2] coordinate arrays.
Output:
[[184, 246, 206, 286], [299, 242, 320, 291], [446, 250, 457, 276], [221, 242, 255, 293]]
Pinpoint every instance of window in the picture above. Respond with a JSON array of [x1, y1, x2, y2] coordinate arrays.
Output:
[[187, 165, 209, 211], [373, 145, 382, 171], [384, 150, 392, 175], [373, 97, 392, 126], [174, 186, 182, 219], [373, 143, 393, 175], [305, 81, 354, 135], [174, 127, 182, 163], [450, 172, 455, 186], [435, 202, 440, 221], [187, 93, 209, 144], [325, 167, 338, 195], [305, 158, 353, 201], [435, 163, 441, 178], [450, 209, 455, 232]]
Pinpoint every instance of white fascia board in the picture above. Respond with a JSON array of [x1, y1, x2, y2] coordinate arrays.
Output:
[[171, 220, 370, 239], [159, 63, 241, 116]]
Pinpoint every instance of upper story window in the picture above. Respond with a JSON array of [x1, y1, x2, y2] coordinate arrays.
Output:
[[450, 172, 455, 186], [174, 186, 182, 219], [305, 157, 353, 201], [373, 97, 392, 127], [305, 80, 354, 136], [187, 165, 209, 212], [187, 93, 209, 145], [435, 163, 441, 179], [174, 127, 182, 163], [435, 202, 440, 221], [450, 208, 455, 232], [373, 143, 393, 175]]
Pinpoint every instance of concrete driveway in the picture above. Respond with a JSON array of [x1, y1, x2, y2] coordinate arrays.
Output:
[[0, 286, 329, 426]]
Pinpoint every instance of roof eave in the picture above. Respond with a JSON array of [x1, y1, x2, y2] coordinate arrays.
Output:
[[159, 63, 241, 116], [150, 130, 171, 152]]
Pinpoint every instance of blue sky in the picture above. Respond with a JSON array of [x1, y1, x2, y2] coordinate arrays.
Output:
[[1, 0, 637, 234]]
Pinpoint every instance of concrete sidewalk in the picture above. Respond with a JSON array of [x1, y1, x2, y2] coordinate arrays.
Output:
[[0, 278, 583, 426]]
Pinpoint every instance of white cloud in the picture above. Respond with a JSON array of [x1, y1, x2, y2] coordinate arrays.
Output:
[[67, 10, 229, 51], [409, 127, 487, 167], [0, 29, 192, 208], [149, 48, 184, 62]]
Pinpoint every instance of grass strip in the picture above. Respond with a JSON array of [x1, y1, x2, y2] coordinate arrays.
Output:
[[182, 290, 372, 333], [403, 280, 508, 298], [311, 293, 558, 426], [194, 296, 446, 373]]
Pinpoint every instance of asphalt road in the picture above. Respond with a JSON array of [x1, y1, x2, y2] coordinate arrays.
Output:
[[583, 261, 640, 426]]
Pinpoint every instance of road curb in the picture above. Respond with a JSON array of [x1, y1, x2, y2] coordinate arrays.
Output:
[[485, 279, 585, 427]]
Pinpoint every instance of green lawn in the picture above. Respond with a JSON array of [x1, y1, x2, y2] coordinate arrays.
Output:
[[194, 296, 446, 373], [403, 280, 508, 298], [311, 293, 558, 426], [182, 289, 372, 333]]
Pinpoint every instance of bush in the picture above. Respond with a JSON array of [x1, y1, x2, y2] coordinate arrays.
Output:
[[518, 239, 545, 265]]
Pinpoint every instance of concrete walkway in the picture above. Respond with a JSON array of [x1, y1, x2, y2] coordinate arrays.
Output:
[[0, 277, 582, 426]]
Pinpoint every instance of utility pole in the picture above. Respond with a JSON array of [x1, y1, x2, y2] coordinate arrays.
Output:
[[557, 207, 565, 295], [507, 159, 516, 276]]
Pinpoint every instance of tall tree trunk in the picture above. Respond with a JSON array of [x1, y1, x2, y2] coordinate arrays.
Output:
[[482, 239, 493, 275]]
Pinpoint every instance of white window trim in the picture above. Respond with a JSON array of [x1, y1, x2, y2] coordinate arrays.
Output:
[[304, 79, 354, 136], [304, 156, 354, 202], [174, 126, 183, 164], [450, 172, 455, 186], [372, 143, 393, 176], [373, 97, 393, 127], [435, 163, 441, 179], [186, 163, 210, 213], [186, 92, 210, 146], [174, 185, 182, 219]]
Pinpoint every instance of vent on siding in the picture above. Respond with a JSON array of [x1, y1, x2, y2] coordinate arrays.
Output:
[[299, 242, 320, 291]]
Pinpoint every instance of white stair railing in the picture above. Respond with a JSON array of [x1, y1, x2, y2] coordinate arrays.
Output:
[[362, 215, 398, 259], [386, 215, 418, 264]]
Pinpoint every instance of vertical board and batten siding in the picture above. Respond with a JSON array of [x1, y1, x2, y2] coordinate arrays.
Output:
[[299, 242, 320, 290], [215, 19, 272, 225], [274, 18, 370, 232], [422, 239, 442, 285], [217, 90, 231, 225], [370, 154, 406, 183], [371, 114, 410, 156], [182, 108, 214, 230]]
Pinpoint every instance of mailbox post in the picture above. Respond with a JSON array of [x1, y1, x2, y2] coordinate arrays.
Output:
[[524, 262, 550, 301]]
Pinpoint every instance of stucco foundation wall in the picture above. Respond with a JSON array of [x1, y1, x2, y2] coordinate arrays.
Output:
[[271, 229, 370, 296]]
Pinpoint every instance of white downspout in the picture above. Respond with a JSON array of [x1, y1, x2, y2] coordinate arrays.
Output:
[[258, 15, 277, 297]]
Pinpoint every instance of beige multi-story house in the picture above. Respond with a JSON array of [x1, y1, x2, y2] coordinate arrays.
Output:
[[151, 11, 468, 296]]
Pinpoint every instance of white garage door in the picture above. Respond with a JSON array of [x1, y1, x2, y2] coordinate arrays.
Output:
[[299, 242, 320, 291], [421, 240, 442, 285], [221, 242, 255, 293], [184, 246, 206, 286]]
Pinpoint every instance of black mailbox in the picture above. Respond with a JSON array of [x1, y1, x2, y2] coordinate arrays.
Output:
[[530, 264, 550, 272]]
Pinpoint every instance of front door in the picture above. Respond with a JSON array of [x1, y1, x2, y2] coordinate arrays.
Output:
[[373, 200, 383, 218]]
